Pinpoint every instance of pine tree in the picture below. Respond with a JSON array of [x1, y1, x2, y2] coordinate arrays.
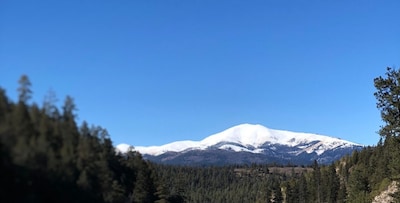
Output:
[[373, 67, 400, 202], [154, 180, 170, 203], [326, 164, 340, 203], [42, 88, 58, 117], [0, 75, 171, 202], [11, 97, 35, 166], [0, 88, 10, 123], [347, 166, 370, 202], [311, 160, 321, 203], [297, 173, 308, 203], [374, 67, 400, 138], [59, 96, 79, 181], [32, 107, 51, 170], [0, 88, 13, 149], [17, 74, 32, 104], [11, 75, 36, 166]]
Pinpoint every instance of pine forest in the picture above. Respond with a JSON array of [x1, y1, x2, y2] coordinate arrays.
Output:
[[1, 67, 400, 202]]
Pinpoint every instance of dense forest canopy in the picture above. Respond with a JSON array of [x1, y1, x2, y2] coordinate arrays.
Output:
[[0, 75, 174, 202], [1, 67, 400, 202]]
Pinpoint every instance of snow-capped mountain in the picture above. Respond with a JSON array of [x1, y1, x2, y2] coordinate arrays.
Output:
[[117, 124, 363, 165]]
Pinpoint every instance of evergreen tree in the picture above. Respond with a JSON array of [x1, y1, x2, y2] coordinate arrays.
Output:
[[347, 166, 370, 202], [374, 67, 400, 138], [9, 71, 400, 202], [11, 97, 35, 166], [311, 160, 321, 203], [17, 74, 32, 104], [10, 75, 35, 166], [59, 95, 79, 181], [297, 173, 308, 203], [0, 88, 12, 149], [0, 75, 165, 202], [326, 164, 340, 203], [373, 67, 400, 202], [42, 88, 58, 117]]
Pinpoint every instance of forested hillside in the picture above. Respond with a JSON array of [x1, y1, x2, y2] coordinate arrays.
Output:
[[153, 143, 397, 203], [0, 75, 180, 202], [148, 67, 400, 203], [152, 67, 400, 203], [2, 67, 400, 203]]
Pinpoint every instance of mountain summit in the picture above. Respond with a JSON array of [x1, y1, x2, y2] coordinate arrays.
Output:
[[117, 124, 362, 165]]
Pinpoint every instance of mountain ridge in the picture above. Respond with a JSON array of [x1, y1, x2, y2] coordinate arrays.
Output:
[[117, 124, 362, 165]]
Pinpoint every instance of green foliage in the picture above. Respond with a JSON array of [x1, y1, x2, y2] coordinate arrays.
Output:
[[149, 66, 400, 203], [370, 178, 391, 198], [3, 67, 400, 202], [17, 74, 32, 103], [374, 67, 400, 138], [154, 164, 319, 203], [0, 75, 171, 202]]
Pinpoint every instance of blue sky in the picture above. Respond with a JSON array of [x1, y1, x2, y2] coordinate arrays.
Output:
[[1, 1, 399, 147]]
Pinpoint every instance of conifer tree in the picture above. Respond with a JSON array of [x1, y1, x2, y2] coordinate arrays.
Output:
[[0, 88, 10, 122], [17, 74, 32, 104], [326, 164, 340, 203], [374, 67, 400, 138], [0, 75, 168, 202], [42, 88, 58, 116], [60, 95, 79, 181], [297, 173, 308, 203], [347, 166, 370, 202], [11, 93, 34, 166], [373, 67, 400, 202], [0, 88, 12, 148], [311, 160, 321, 203]]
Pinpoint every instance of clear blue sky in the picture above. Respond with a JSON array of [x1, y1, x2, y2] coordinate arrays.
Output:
[[1, 1, 399, 147]]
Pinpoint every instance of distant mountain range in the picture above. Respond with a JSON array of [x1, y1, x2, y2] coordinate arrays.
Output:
[[117, 124, 363, 165]]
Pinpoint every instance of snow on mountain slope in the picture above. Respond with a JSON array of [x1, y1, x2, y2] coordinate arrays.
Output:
[[117, 124, 361, 156], [134, 140, 200, 156], [116, 143, 131, 153]]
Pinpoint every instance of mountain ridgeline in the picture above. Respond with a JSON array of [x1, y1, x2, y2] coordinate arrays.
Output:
[[2, 67, 400, 202], [118, 124, 363, 166]]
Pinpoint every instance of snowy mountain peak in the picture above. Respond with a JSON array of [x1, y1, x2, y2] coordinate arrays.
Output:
[[117, 124, 361, 158], [200, 123, 273, 147]]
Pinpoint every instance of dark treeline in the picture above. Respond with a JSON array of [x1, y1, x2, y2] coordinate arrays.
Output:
[[2, 67, 400, 202], [155, 161, 343, 203], [0, 75, 180, 202], [151, 67, 400, 203], [154, 163, 296, 203], [154, 142, 399, 203]]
